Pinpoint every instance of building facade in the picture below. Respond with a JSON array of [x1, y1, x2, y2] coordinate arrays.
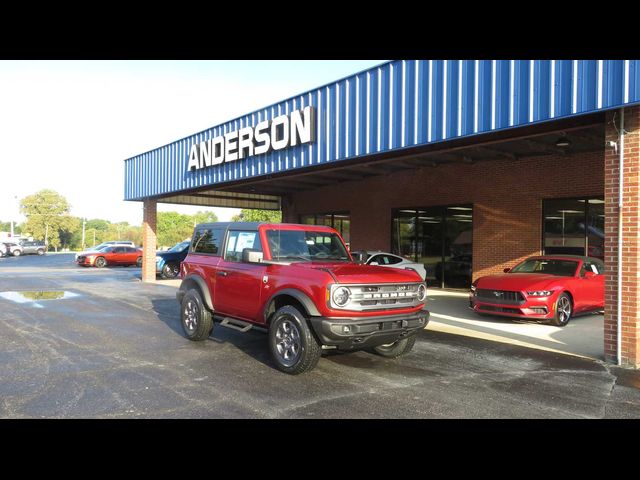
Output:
[[124, 60, 640, 367]]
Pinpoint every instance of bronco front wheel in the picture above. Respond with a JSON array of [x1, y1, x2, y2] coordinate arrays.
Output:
[[268, 305, 321, 375]]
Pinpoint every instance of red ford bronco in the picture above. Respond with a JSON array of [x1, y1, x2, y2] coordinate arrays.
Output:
[[177, 222, 430, 374]]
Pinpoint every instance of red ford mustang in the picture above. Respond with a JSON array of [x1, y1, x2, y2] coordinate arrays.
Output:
[[76, 246, 142, 268], [469, 255, 604, 326]]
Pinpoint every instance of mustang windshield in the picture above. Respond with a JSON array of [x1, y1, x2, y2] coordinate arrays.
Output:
[[510, 259, 578, 277], [267, 230, 350, 262]]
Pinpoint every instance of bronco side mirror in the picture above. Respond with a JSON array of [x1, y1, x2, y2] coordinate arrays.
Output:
[[584, 271, 597, 279], [503, 267, 511, 273], [242, 248, 263, 263]]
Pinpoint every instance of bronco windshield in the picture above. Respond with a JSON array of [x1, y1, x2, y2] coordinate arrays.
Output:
[[510, 259, 578, 276], [266, 230, 350, 262]]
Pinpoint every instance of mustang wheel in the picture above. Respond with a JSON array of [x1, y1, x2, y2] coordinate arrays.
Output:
[[181, 288, 213, 341], [94, 256, 106, 268], [268, 305, 321, 375], [162, 262, 179, 279], [550, 293, 572, 327], [370, 335, 417, 358]]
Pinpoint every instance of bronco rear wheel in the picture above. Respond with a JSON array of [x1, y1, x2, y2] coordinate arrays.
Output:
[[181, 288, 213, 341], [268, 305, 321, 375], [370, 335, 417, 358]]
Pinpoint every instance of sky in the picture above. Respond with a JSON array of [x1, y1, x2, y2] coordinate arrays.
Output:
[[0, 60, 385, 226]]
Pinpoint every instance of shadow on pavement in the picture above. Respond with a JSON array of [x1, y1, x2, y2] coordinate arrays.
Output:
[[150, 297, 277, 371]]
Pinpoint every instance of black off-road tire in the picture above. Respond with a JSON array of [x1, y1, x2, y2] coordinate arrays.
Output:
[[268, 305, 321, 375], [181, 288, 213, 341], [549, 292, 572, 327], [162, 262, 179, 279], [370, 335, 417, 358], [94, 256, 107, 268]]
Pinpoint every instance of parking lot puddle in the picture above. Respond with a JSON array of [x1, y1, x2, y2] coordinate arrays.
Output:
[[0, 291, 79, 308]]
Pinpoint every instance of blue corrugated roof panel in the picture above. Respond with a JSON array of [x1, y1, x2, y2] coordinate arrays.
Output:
[[124, 60, 640, 201]]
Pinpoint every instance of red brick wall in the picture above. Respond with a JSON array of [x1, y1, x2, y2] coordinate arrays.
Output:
[[605, 106, 640, 367], [285, 151, 604, 282], [142, 199, 157, 282]]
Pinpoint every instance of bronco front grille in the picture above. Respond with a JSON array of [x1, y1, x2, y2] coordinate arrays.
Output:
[[330, 283, 424, 311]]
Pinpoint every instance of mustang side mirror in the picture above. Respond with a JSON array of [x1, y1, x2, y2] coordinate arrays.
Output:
[[584, 271, 597, 279], [242, 248, 263, 263], [503, 267, 511, 273]]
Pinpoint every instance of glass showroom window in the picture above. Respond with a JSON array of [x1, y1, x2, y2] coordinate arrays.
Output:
[[543, 197, 604, 259], [299, 212, 350, 246], [392, 205, 473, 289]]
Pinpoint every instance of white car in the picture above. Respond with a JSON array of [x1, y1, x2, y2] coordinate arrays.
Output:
[[351, 250, 427, 280]]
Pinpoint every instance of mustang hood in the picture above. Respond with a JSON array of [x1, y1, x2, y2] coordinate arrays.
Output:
[[476, 273, 561, 291]]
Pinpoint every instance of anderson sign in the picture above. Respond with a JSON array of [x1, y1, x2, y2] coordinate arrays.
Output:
[[187, 106, 316, 171]]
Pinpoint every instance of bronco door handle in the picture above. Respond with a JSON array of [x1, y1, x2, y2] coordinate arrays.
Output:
[[217, 271, 228, 277]]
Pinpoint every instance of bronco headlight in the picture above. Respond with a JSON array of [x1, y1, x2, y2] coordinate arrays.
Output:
[[332, 286, 351, 307], [527, 290, 553, 297], [417, 283, 427, 302]]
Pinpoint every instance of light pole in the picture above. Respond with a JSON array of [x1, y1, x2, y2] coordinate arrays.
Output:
[[10, 195, 17, 238], [81, 218, 86, 250]]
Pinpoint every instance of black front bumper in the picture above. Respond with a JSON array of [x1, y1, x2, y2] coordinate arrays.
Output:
[[309, 308, 430, 350]]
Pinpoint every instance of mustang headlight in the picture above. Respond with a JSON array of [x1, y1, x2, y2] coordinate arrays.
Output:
[[332, 286, 351, 307], [527, 290, 553, 297]]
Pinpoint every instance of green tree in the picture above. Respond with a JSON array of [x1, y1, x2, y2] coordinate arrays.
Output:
[[20, 190, 78, 249], [157, 211, 193, 248], [192, 210, 219, 226], [0, 221, 21, 234], [231, 209, 282, 223]]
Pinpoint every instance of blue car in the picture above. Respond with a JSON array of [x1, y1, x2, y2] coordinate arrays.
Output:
[[156, 240, 191, 278]]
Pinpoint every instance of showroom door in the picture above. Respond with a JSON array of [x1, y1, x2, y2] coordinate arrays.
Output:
[[392, 204, 473, 290]]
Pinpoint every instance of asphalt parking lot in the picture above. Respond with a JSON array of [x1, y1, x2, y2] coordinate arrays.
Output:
[[1, 253, 639, 418]]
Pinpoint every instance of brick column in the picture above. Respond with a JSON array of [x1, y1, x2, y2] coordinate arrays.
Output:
[[142, 199, 157, 283], [604, 106, 640, 367]]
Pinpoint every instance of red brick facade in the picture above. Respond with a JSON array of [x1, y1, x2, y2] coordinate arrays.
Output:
[[142, 199, 157, 282], [285, 151, 604, 282], [604, 106, 640, 367]]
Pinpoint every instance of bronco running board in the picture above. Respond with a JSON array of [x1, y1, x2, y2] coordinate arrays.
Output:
[[218, 317, 253, 333]]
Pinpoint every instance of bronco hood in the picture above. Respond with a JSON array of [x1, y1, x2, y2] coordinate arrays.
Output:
[[306, 262, 423, 284]]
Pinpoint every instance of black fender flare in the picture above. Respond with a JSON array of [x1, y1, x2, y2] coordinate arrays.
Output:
[[263, 288, 321, 322], [178, 274, 214, 312]]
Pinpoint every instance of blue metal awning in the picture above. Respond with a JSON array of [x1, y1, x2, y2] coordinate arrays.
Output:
[[124, 60, 640, 202]]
